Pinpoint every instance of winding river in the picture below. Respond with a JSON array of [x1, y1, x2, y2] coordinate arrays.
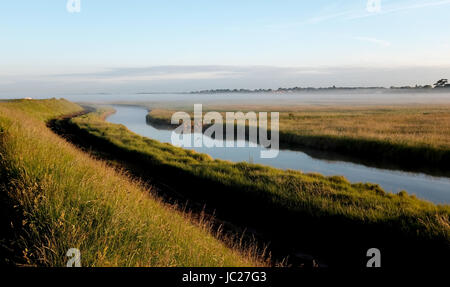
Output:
[[106, 105, 450, 204]]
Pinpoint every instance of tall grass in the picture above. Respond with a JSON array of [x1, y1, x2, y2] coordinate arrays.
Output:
[[147, 105, 450, 171], [0, 99, 263, 267], [70, 107, 450, 267]]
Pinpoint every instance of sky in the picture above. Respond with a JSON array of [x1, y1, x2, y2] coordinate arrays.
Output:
[[1, 0, 450, 96]]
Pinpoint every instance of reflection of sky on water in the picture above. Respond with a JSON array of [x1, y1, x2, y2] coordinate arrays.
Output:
[[107, 105, 450, 204]]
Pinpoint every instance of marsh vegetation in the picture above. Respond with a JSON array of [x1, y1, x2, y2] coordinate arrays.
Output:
[[65, 105, 450, 267], [147, 105, 450, 173], [1, 99, 449, 267], [0, 99, 265, 266]]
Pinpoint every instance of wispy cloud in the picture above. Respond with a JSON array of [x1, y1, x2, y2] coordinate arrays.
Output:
[[348, 0, 450, 20], [355, 37, 391, 47], [3, 65, 450, 97], [269, 0, 450, 28], [54, 66, 328, 82], [57, 68, 242, 83]]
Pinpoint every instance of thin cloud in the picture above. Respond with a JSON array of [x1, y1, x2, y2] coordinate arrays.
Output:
[[66, 71, 242, 83], [3, 65, 450, 97], [272, 0, 450, 27], [53, 66, 328, 81], [348, 0, 450, 20]]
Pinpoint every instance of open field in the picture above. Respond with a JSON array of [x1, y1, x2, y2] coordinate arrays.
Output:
[[146, 105, 450, 173], [0, 99, 263, 266], [64, 104, 450, 267]]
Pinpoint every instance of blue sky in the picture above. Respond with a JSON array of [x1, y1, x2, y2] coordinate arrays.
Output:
[[1, 0, 450, 95]]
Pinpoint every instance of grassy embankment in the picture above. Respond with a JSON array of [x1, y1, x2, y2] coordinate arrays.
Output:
[[67, 106, 450, 267], [147, 105, 450, 173], [0, 99, 263, 267]]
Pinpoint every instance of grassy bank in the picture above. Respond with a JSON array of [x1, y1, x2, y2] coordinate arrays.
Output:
[[67, 107, 450, 267], [147, 105, 450, 172], [0, 99, 262, 266]]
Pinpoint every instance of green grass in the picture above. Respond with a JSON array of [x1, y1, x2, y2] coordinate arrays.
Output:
[[147, 105, 450, 171], [70, 106, 450, 267], [0, 99, 263, 267]]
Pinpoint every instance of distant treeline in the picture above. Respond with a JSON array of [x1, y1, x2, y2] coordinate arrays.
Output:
[[190, 79, 450, 94], [190, 86, 385, 94]]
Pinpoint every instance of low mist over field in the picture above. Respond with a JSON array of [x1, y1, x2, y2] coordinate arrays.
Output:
[[1, 0, 450, 275]]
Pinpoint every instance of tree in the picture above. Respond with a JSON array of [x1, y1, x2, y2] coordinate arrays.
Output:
[[434, 79, 448, 88]]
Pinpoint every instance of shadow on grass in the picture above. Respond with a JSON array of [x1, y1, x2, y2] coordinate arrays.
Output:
[[49, 113, 450, 269]]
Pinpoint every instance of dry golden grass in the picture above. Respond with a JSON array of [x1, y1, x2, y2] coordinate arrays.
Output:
[[277, 106, 450, 150], [147, 105, 450, 171], [150, 105, 450, 150]]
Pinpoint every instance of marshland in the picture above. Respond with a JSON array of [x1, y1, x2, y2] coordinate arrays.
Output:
[[4, 87, 450, 268], [3, 0, 450, 274]]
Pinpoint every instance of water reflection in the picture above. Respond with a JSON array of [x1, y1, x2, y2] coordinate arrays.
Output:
[[106, 105, 450, 204]]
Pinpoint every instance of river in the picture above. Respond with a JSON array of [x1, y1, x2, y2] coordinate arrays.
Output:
[[106, 105, 450, 204]]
